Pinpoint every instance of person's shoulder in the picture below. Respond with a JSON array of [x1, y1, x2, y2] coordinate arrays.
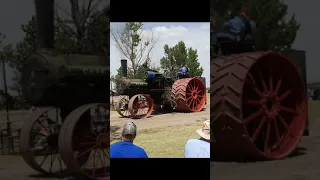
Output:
[[186, 139, 202, 146], [110, 141, 123, 148], [134, 144, 148, 157], [184, 139, 210, 158], [185, 139, 210, 149], [134, 144, 146, 151]]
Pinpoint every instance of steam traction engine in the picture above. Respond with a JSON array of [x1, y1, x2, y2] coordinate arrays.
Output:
[[115, 59, 207, 119], [18, 0, 109, 179], [212, 28, 308, 160]]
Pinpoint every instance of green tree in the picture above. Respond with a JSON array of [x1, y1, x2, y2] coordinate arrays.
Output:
[[211, 0, 300, 50], [111, 22, 158, 92], [0, 33, 14, 64], [160, 41, 204, 78], [5, 0, 109, 97], [111, 22, 158, 77]]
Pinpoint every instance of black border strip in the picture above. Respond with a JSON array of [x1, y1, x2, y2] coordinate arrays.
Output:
[[111, 158, 210, 179], [110, 0, 210, 22]]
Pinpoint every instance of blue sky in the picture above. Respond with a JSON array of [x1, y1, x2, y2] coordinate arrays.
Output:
[[110, 22, 210, 88]]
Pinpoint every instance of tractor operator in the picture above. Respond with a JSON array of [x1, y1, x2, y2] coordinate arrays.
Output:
[[177, 64, 190, 78], [213, 8, 255, 53]]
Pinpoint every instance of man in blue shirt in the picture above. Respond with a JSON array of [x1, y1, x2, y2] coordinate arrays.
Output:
[[177, 64, 190, 78], [184, 120, 210, 158], [213, 8, 255, 55], [110, 122, 148, 158]]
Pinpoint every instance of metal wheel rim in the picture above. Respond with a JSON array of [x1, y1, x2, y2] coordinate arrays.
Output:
[[242, 52, 307, 159], [128, 94, 154, 119], [185, 78, 206, 111], [19, 107, 66, 175], [58, 103, 109, 180], [115, 96, 130, 117]]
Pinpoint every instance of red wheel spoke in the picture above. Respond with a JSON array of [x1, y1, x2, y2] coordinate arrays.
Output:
[[248, 73, 259, 89], [194, 86, 199, 92], [277, 115, 289, 131], [247, 73, 264, 97], [187, 98, 194, 106], [248, 72, 256, 84], [252, 116, 267, 143], [269, 68, 273, 92], [186, 96, 193, 101], [77, 147, 95, 158], [279, 106, 297, 115], [247, 100, 263, 106], [278, 90, 292, 102], [254, 88, 264, 97], [273, 117, 281, 142], [264, 121, 271, 153], [243, 109, 264, 124], [257, 70, 268, 92]]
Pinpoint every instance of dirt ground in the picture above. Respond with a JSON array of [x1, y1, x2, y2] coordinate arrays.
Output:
[[110, 103, 210, 141], [2, 100, 320, 179], [0, 109, 108, 180], [211, 101, 320, 180]]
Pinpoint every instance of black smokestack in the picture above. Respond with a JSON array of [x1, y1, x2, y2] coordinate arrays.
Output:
[[121, 59, 127, 77], [34, 0, 54, 49]]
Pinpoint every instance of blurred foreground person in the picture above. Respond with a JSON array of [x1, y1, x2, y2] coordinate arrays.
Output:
[[184, 120, 210, 158], [110, 122, 148, 158]]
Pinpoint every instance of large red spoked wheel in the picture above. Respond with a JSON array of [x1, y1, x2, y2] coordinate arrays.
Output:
[[212, 52, 308, 160], [128, 94, 154, 119], [172, 78, 206, 112], [58, 103, 109, 179]]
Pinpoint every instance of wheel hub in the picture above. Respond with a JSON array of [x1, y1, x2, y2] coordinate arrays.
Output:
[[138, 102, 146, 108], [47, 134, 59, 149], [128, 94, 154, 119], [192, 91, 198, 98], [261, 94, 280, 118]]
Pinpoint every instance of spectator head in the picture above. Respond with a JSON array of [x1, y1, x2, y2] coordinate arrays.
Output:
[[196, 120, 210, 141], [121, 122, 137, 142]]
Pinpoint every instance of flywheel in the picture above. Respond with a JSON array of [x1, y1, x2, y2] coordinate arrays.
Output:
[[211, 52, 308, 160], [172, 78, 206, 112]]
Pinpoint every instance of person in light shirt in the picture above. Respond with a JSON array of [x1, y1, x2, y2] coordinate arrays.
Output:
[[184, 120, 210, 158]]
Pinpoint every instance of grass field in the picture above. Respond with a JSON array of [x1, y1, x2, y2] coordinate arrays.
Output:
[[308, 101, 320, 125], [111, 121, 202, 158]]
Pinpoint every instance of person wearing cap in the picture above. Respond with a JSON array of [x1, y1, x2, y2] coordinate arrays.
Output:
[[184, 120, 210, 158], [110, 122, 148, 158]]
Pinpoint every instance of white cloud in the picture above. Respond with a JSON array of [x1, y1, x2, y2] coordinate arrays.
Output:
[[110, 22, 210, 88]]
